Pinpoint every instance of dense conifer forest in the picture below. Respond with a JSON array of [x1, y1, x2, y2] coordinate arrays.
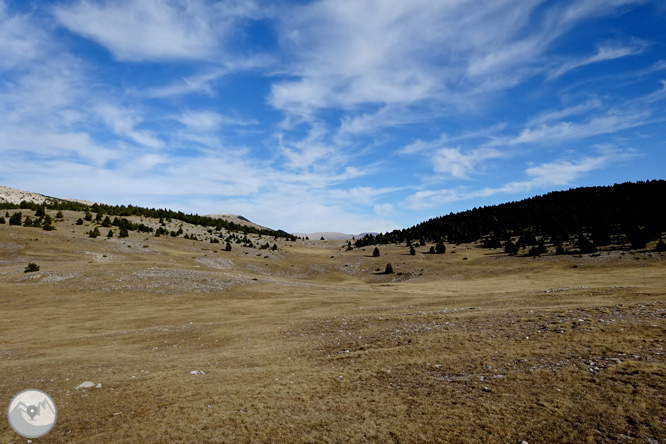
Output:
[[356, 180, 666, 252]]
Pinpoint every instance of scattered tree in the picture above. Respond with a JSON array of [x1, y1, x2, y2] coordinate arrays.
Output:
[[656, 239, 666, 252], [76, 218, 84, 225], [56, 210, 64, 219], [88, 227, 101, 238], [435, 241, 446, 254], [429, 246, 436, 254], [9, 212, 22, 226], [23, 216, 33, 227], [107, 229, 114, 238], [35, 206, 45, 217], [42, 214, 55, 231], [84, 210, 93, 221], [24, 263, 40, 273], [409, 245, 416, 256], [0, 216, 4, 224], [504, 240, 518, 255], [225, 241, 232, 251], [373, 247, 380, 257], [118, 226, 129, 238], [384, 263, 394, 274]]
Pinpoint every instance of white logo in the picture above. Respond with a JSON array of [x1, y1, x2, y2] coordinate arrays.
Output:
[[7, 389, 57, 438]]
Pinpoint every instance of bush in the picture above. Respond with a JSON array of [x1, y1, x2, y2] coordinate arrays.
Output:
[[384, 263, 394, 274], [84, 210, 92, 221], [88, 227, 101, 238], [373, 247, 380, 257], [23, 216, 33, 227], [504, 240, 518, 255], [76, 218, 84, 225], [9, 212, 22, 226], [436, 242, 446, 254], [429, 246, 436, 254], [656, 239, 666, 252], [409, 246, 416, 255], [0, 216, 5, 224], [24, 263, 40, 273], [56, 210, 64, 219]]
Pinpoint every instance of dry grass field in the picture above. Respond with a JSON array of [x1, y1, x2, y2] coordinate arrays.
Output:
[[1, 210, 665, 443]]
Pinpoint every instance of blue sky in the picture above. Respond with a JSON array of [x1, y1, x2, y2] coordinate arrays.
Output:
[[1, 0, 665, 233]]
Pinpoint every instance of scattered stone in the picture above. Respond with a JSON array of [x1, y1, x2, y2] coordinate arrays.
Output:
[[190, 370, 205, 375], [76, 381, 95, 390]]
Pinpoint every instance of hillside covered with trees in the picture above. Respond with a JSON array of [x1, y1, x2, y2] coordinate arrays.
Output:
[[356, 180, 666, 253]]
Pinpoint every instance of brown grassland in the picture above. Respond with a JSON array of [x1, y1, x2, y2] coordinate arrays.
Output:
[[1, 210, 665, 443]]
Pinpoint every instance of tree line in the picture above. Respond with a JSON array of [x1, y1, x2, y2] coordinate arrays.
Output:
[[355, 180, 666, 251]]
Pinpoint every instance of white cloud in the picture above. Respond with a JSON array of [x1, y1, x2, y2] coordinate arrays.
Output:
[[54, 0, 258, 62], [0, 2, 46, 68], [548, 43, 644, 79], [402, 148, 635, 210], [270, 0, 643, 121], [96, 104, 164, 149], [432, 147, 503, 179], [508, 111, 650, 145]]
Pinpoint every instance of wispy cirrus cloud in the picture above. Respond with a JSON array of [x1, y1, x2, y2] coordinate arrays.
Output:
[[548, 43, 645, 79], [54, 0, 259, 62], [402, 147, 635, 210]]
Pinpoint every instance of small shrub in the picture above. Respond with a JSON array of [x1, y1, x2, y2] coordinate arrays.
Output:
[[384, 263, 394, 274], [76, 218, 84, 225], [24, 263, 40, 273], [56, 210, 64, 219]]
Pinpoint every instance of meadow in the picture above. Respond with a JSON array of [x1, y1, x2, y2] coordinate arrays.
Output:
[[1, 211, 665, 443]]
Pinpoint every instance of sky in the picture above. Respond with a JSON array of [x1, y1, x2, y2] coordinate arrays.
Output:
[[0, 0, 665, 234]]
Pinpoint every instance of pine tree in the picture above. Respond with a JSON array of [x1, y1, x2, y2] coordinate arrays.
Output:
[[42, 214, 55, 231], [225, 241, 232, 251], [24, 263, 40, 273], [88, 227, 100, 238], [436, 242, 446, 254], [656, 239, 666, 252], [35, 206, 45, 217], [107, 229, 114, 238], [56, 210, 64, 219], [84, 210, 93, 221], [384, 263, 394, 274], [9, 212, 22, 226], [504, 240, 518, 255], [76, 218, 84, 225], [119, 226, 129, 238], [409, 246, 416, 255], [23, 216, 33, 227], [373, 247, 380, 257], [429, 246, 435, 254], [0, 216, 4, 224]]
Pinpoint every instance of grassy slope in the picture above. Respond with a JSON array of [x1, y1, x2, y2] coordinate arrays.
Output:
[[1, 210, 665, 443]]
